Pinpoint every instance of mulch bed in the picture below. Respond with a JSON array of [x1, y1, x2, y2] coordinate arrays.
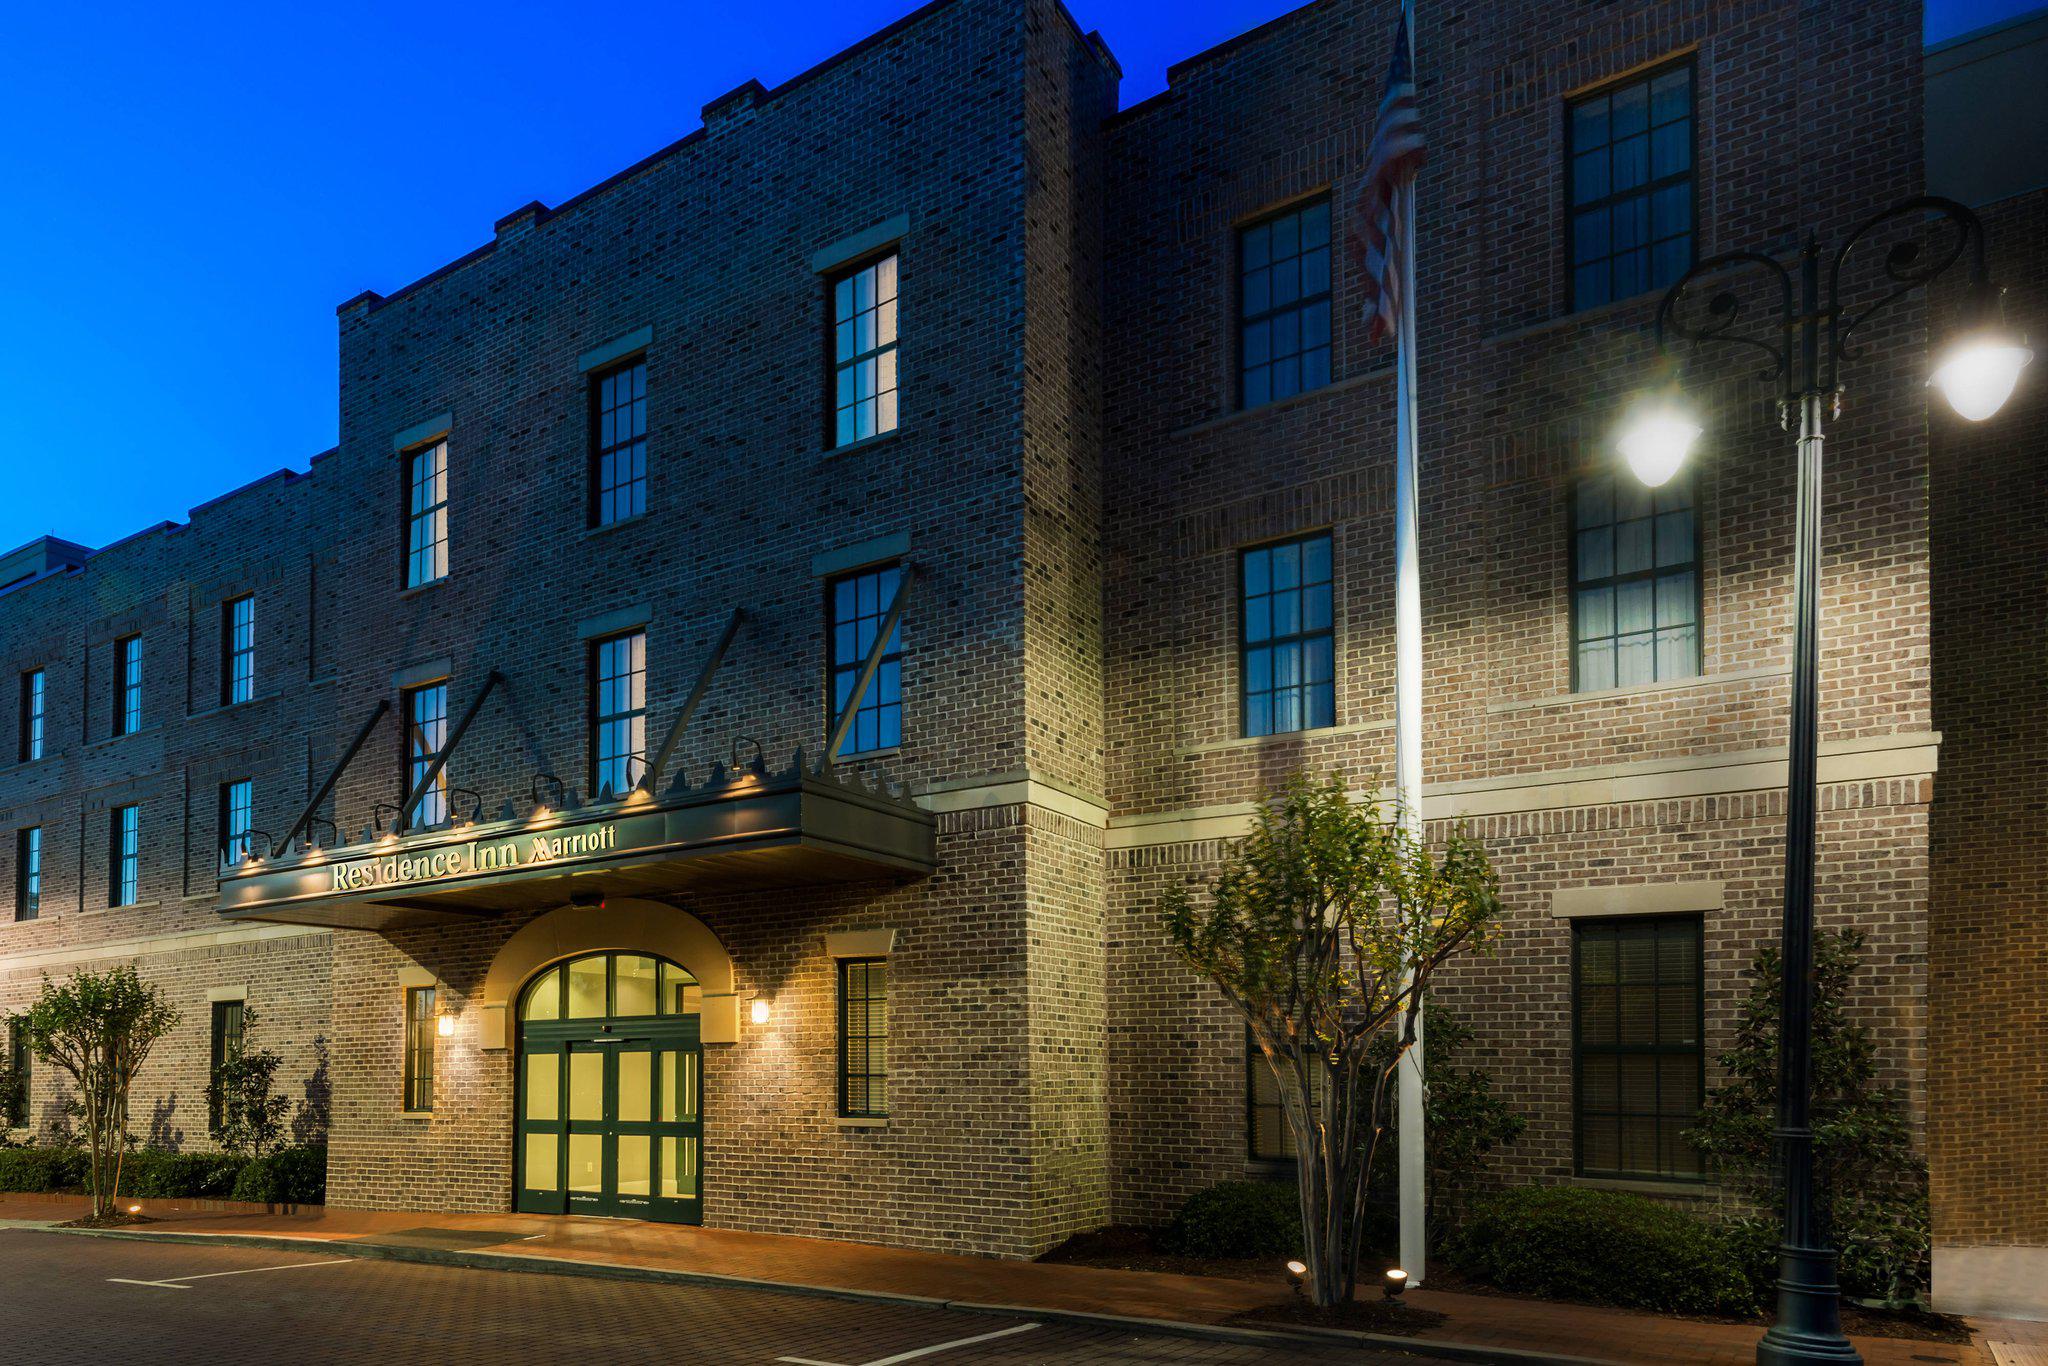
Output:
[[56, 1212, 158, 1229], [1036, 1225, 1293, 1285], [1230, 1298, 1448, 1335]]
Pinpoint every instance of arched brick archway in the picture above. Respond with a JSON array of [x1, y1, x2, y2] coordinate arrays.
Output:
[[477, 899, 738, 1046]]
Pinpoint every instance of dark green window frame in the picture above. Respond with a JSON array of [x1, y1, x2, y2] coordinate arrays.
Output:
[[1571, 914, 1705, 1180], [403, 986, 436, 1114], [1566, 58, 1695, 310], [208, 999, 245, 1131], [1240, 532, 1335, 737], [838, 958, 887, 1119], [15, 826, 40, 922], [5, 1019, 27, 1129], [1569, 470, 1701, 692]]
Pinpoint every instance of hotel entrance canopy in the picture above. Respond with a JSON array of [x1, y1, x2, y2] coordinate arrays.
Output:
[[215, 758, 937, 931]]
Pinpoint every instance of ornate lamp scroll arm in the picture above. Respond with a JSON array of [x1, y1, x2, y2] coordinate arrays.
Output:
[[1654, 249, 1795, 396], [1826, 194, 1986, 387]]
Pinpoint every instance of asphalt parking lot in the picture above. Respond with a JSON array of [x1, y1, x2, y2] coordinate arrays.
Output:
[[0, 1228, 1417, 1365]]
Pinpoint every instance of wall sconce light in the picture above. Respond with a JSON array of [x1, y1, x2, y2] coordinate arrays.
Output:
[[530, 773, 565, 817], [730, 737, 765, 779], [437, 1010, 456, 1038], [750, 997, 771, 1026], [448, 786, 484, 826], [303, 815, 338, 855], [371, 803, 401, 843]]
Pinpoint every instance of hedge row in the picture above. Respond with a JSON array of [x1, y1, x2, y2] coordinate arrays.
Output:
[[0, 1145, 325, 1205]]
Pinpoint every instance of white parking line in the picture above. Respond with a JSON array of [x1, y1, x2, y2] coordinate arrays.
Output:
[[776, 1321, 1040, 1366], [107, 1256, 357, 1290]]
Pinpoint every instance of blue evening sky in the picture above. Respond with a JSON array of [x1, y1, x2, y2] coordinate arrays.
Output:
[[0, 0, 2031, 552]]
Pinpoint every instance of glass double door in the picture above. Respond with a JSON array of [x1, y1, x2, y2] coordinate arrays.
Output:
[[516, 1017, 701, 1223]]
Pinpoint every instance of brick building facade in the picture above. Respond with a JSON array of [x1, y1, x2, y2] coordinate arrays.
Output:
[[0, 0, 2040, 1318]]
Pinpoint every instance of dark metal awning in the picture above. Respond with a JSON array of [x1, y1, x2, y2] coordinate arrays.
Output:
[[216, 756, 936, 931]]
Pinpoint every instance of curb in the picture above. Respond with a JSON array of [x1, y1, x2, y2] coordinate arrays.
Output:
[[51, 1226, 1627, 1366]]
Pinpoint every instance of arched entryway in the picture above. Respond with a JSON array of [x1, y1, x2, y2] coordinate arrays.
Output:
[[514, 950, 703, 1224]]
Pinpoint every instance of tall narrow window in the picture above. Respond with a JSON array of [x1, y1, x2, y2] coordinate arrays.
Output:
[[1573, 915, 1704, 1179], [590, 631, 647, 797], [1245, 1028, 1321, 1162], [109, 804, 139, 907], [18, 669, 44, 762], [1568, 61, 1694, 310], [830, 253, 899, 447], [827, 565, 903, 756], [590, 360, 648, 526], [208, 1000, 246, 1131], [403, 683, 449, 827], [14, 827, 40, 922], [6, 1021, 27, 1129], [1241, 533, 1335, 737], [113, 635, 142, 737], [1571, 471, 1699, 691], [219, 779, 253, 865], [838, 958, 887, 1119], [403, 986, 436, 1113], [405, 440, 450, 588], [1239, 198, 1332, 409], [221, 595, 255, 706]]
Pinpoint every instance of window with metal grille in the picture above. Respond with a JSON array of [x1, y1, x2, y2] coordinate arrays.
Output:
[[14, 827, 40, 922], [590, 359, 648, 526], [830, 253, 898, 447], [403, 683, 449, 827], [208, 1000, 245, 1131], [827, 565, 903, 756], [220, 779, 253, 865], [1239, 198, 1332, 409], [590, 630, 647, 798], [1241, 533, 1335, 737], [113, 635, 142, 737], [403, 986, 436, 1113], [109, 804, 139, 907], [1571, 471, 1699, 691], [18, 669, 44, 762], [221, 595, 255, 706], [404, 440, 450, 588], [838, 958, 887, 1119], [1573, 915, 1704, 1180], [1567, 61, 1694, 310]]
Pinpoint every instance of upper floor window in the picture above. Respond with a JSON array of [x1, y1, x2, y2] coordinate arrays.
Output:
[[1568, 61, 1694, 310], [1571, 472, 1699, 691], [831, 254, 899, 447], [403, 682, 449, 827], [113, 635, 142, 737], [14, 827, 40, 922], [1239, 199, 1332, 409], [220, 778, 254, 865], [405, 440, 450, 588], [828, 565, 903, 756], [221, 595, 255, 706], [590, 630, 647, 798], [109, 804, 140, 907], [17, 669, 44, 762], [1241, 533, 1335, 737], [1573, 915, 1704, 1180], [590, 360, 648, 527]]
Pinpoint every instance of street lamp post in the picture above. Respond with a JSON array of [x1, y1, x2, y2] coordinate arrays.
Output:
[[1616, 196, 2029, 1366]]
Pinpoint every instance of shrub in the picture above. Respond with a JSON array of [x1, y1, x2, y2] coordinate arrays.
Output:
[[119, 1150, 247, 1200], [0, 1146, 89, 1193], [231, 1145, 325, 1207], [1162, 1180, 1303, 1259], [1453, 1186, 1766, 1317]]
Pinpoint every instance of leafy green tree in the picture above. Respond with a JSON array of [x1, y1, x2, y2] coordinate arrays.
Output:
[[1687, 928, 1929, 1305], [205, 1007, 291, 1160], [1164, 774, 1502, 1307], [1368, 1005, 1527, 1242], [17, 967, 178, 1218]]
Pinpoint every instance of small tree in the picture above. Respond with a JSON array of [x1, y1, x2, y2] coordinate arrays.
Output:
[[1164, 774, 1502, 1307], [205, 1006, 291, 1159], [18, 966, 178, 1218]]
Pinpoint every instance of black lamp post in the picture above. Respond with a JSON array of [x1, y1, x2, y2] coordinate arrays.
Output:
[[1615, 195, 2029, 1366]]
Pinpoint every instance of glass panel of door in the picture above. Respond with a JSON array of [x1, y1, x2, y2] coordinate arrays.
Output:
[[516, 1021, 701, 1222]]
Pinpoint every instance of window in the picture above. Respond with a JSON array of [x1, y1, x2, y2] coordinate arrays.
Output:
[[838, 958, 887, 1119], [1239, 199, 1332, 409], [830, 253, 899, 446], [221, 595, 255, 706], [1568, 61, 1694, 310], [827, 565, 903, 756], [18, 669, 44, 762], [1571, 471, 1699, 691], [5, 1020, 27, 1129], [403, 986, 435, 1113], [14, 827, 39, 922], [1241, 534, 1335, 737], [404, 440, 450, 588], [403, 683, 449, 827], [1573, 915, 1704, 1179], [1247, 1030, 1288, 1161], [590, 631, 647, 798], [208, 1000, 245, 1131], [219, 779, 253, 865], [113, 635, 142, 737], [109, 804, 139, 907], [590, 360, 648, 526]]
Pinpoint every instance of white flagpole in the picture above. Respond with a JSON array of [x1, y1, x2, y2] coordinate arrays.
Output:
[[1392, 0, 1428, 1290]]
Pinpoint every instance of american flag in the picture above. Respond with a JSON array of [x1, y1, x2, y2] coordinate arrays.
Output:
[[1349, 7, 1426, 344]]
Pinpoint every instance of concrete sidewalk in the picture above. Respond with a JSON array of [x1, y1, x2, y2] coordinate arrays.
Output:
[[1, 1195, 2008, 1366]]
